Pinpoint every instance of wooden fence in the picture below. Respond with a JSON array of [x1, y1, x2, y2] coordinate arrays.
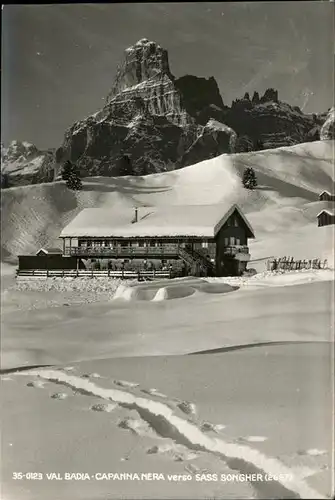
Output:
[[266, 257, 328, 272], [16, 269, 172, 280]]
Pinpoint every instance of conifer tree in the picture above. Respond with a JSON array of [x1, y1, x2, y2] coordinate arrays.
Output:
[[61, 160, 72, 181], [242, 167, 258, 190], [117, 154, 133, 176], [62, 161, 82, 190]]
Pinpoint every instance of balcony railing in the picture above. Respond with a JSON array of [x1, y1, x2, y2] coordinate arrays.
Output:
[[64, 244, 180, 258], [223, 245, 249, 256]]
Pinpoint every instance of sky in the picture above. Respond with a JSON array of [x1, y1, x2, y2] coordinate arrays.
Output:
[[1, 2, 334, 150]]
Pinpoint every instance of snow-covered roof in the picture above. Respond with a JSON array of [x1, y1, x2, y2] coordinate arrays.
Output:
[[317, 208, 335, 217], [60, 203, 255, 239], [36, 247, 63, 255], [319, 190, 335, 196]]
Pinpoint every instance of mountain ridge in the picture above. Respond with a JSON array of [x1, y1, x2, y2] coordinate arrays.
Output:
[[1, 39, 334, 188]]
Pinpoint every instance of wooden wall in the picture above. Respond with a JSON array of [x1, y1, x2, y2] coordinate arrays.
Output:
[[318, 212, 335, 226]]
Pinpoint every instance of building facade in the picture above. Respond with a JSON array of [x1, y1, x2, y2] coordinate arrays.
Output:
[[319, 191, 335, 202], [317, 209, 335, 227], [59, 204, 255, 277]]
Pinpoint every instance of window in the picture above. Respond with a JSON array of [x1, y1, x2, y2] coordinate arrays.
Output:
[[202, 241, 208, 248], [236, 238, 241, 245], [230, 236, 235, 246], [234, 217, 239, 227], [139, 241, 144, 247], [149, 241, 156, 247]]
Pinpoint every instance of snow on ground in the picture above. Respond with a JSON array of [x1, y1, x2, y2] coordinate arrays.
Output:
[[1, 141, 334, 500], [1, 342, 332, 500], [1, 140, 334, 259], [206, 268, 334, 289], [2, 273, 333, 370]]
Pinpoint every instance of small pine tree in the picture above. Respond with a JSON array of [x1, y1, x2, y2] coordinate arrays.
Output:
[[254, 139, 264, 151], [242, 167, 257, 190], [117, 154, 133, 176], [61, 160, 73, 181], [65, 162, 82, 190]]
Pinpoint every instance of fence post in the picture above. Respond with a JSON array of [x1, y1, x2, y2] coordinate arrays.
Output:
[[46, 269, 49, 278], [92, 268, 94, 278], [122, 269, 124, 279]]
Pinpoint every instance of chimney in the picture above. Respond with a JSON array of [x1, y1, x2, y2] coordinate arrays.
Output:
[[133, 207, 138, 223]]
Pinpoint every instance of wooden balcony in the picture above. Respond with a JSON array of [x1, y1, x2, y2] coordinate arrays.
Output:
[[223, 245, 249, 256], [64, 244, 180, 258]]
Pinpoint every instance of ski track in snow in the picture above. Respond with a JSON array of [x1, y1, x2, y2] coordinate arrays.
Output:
[[21, 368, 323, 499]]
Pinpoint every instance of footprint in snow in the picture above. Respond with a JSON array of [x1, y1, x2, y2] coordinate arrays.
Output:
[[51, 392, 68, 400], [141, 388, 168, 398], [118, 417, 158, 438], [173, 451, 200, 462], [298, 448, 327, 457], [177, 401, 197, 417], [200, 421, 226, 433], [27, 380, 46, 389], [239, 436, 268, 443], [146, 444, 199, 462], [185, 463, 209, 475], [90, 403, 117, 413], [113, 380, 139, 389], [81, 373, 102, 379]]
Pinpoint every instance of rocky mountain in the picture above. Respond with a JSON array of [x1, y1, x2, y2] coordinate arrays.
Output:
[[320, 107, 335, 140], [2, 38, 333, 187], [224, 90, 326, 150], [56, 39, 332, 177], [56, 38, 236, 178], [1, 141, 55, 188]]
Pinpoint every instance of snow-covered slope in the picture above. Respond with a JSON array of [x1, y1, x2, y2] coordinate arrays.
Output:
[[1, 140, 334, 262], [1, 140, 55, 186]]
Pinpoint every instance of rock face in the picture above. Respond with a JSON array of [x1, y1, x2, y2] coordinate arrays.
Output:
[[320, 107, 335, 140], [2, 39, 333, 186], [57, 38, 237, 177], [1, 141, 55, 187], [107, 39, 173, 100], [223, 91, 325, 150], [58, 40, 331, 177]]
